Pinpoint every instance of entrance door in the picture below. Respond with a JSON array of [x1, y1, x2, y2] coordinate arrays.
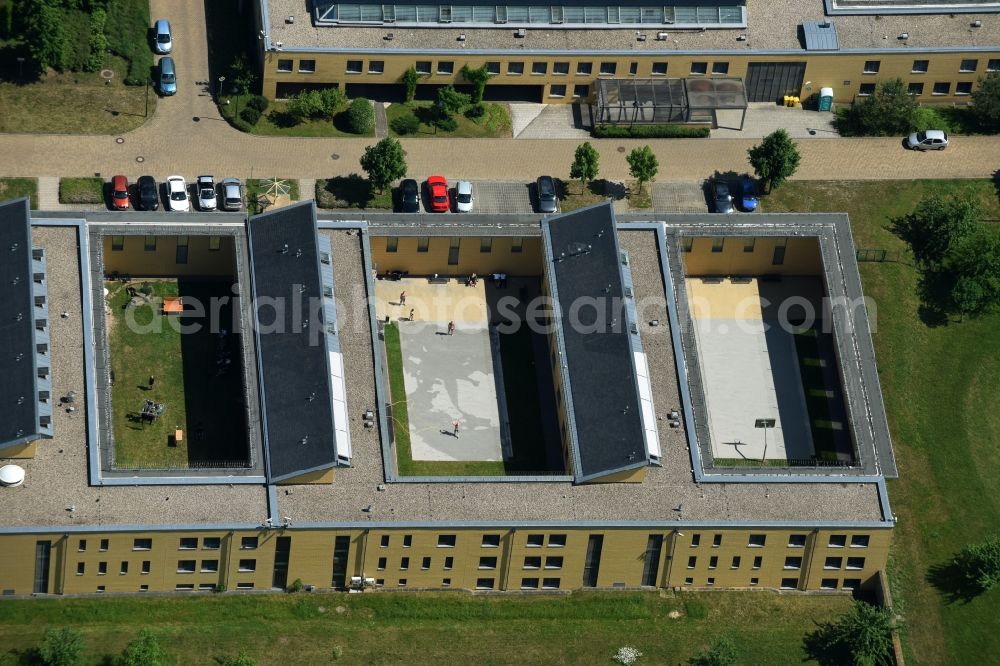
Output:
[[582, 535, 603, 588], [331, 535, 351, 589], [272, 536, 291, 590], [745, 62, 806, 103], [34, 541, 51, 594]]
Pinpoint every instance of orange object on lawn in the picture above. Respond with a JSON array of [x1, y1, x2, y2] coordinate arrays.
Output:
[[162, 296, 184, 314]]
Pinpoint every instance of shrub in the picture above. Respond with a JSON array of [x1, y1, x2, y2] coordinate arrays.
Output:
[[390, 113, 421, 135], [956, 535, 1000, 593], [85, 8, 108, 73], [246, 95, 270, 113], [346, 98, 375, 134], [592, 124, 710, 139], [39, 627, 84, 666], [464, 103, 485, 119], [842, 77, 917, 136], [402, 66, 420, 103], [287, 87, 345, 120], [434, 115, 458, 132], [104, 0, 154, 85], [288, 578, 304, 593], [436, 85, 470, 115], [117, 628, 167, 666], [972, 71, 1000, 132], [240, 107, 261, 125]]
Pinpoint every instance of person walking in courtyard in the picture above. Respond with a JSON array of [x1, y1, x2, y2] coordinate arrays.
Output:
[[399, 291, 406, 306], [148, 375, 155, 389], [409, 308, 415, 321], [452, 420, 460, 438], [447, 320, 455, 336]]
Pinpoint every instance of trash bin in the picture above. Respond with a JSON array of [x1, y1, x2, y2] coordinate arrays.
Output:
[[819, 87, 834, 111]]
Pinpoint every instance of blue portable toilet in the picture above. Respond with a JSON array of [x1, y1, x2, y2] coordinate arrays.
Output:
[[819, 87, 834, 111]]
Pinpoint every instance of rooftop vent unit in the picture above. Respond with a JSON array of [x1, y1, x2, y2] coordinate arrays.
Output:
[[636, 34, 646, 42], [384, 33, 394, 40], [286, 15, 295, 24], [737, 33, 747, 41], [972, 20, 982, 28], [898, 32, 909, 40], [656, 31, 668, 40], [515, 28, 526, 38], [458, 33, 466, 41]]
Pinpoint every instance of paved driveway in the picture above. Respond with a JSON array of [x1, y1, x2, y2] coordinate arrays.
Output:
[[469, 181, 535, 215], [652, 181, 710, 213]]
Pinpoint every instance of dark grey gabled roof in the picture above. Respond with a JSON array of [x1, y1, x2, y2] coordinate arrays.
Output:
[[247, 202, 338, 482], [0, 198, 45, 450], [543, 202, 649, 482]]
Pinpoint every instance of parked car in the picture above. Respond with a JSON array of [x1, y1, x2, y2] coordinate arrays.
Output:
[[740, 175, 758, 212], [427, 175, 449, 213], [137, 175, 159, 211], [166, 175, 189, 212], [153, 19, 172, 54], [158, 56, 176, 96], [221, 178, 244, 211], [536, 175, 558, 214], [712, 180, 734, 214], [905, 129, 949, 151], [111, 175, 129, 211], [455, 180, 474, 213], [197, 176, 217, 211], [400, 178, 420, 213]]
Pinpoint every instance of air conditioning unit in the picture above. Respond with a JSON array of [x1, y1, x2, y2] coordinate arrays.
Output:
[[286, 15, 295, 24], [515, 28, 526, 38], [898, 32, 909, 40], [972, 20, 982, 28], [656, 31, 668, 40]]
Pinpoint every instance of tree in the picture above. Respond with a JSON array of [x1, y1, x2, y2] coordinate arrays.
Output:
[[956, 535, 1000, 593], [845, 77, 917, 136], [117, 628, 167, 666], [360, 138, 407, 193], [85, 8, 108, 73], [39, 627, 84, 666], [461, 64, 493, 104], [220, 651, 257, 666], [19, 0, 69, 72], [436, 85, 470, 116], [230, 54, 258, 119], [626, 145, 658, 194], [569, 142, 600, 193], [689, 637, 737, 666], [346, 98, 375, 134], [890, 194, 981, 269], [803, 601, 896, 666], [402, 66, 420, 103], [971, 72, 1000, 132], [748, 129, 800, 193], [945, 225, 1000, 318]]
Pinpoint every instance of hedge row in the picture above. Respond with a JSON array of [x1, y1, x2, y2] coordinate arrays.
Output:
[[591, 124, 710, 139], [105, 0, 154, 85]]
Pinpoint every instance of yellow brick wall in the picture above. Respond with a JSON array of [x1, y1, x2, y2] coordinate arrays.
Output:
[[371, 235, 543, 277], [682, 236, 823, 277], [102, 235, 237, 278]]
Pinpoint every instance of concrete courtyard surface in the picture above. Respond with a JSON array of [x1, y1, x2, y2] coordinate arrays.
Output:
[[713, 103, 839, 139], [375, 277, 488, 324]]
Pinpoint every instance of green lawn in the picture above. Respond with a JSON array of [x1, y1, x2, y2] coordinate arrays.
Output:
[[387, 101, 512, 138], [0, 590, 854, 665], [765, 179, 1000, 665], [107, 280, 248, 469], [59, 177, 104, 205], [0, 177, 38, 208], [220, 98, 375, 138]]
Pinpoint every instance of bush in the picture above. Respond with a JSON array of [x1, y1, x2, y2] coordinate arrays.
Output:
[[592, 124, 710, 139], [104, 0, 154, 85], [390, 113, 421, 135], [841, 77, 916, 136], [464, 103, 485, 119], [287, 578, 304, 593], [39, 627, 84, 666], [240, 107, 261, 125], [957, 535, 1000, 593], [434, 115, 458, 132], [85, 8, 108, 73], [346, 98, 375, 134], [287, 87, 345, 120], [246, 95, 269, 113]]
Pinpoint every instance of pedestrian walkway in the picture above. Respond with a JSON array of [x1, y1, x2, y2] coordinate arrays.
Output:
[[374, 102, 389, 139], [712, 103, 838, 139], [516, 105, 590, 139], [509, 103, 547, 137]]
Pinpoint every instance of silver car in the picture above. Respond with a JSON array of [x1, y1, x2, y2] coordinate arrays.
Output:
[[196, 176, 217, 211], [221, 178, 244, 211], [905, 129, 949, 151], [153, 19, 172, 54]]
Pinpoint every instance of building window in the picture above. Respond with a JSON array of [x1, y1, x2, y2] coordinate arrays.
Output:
[[956, 82, 973, 95], [851, 535, 870, 548], [708, 556, 718, 570], [573, 84, 590, 98], [752, 556, 762, 570], [141, 561, 150, 574], [711, 238, 725, 253], [825, 557, 843, 570], [199, 584, 215, 591], [200, 560, 218, 573], [241, 537, 258, 550], [417, 237, 429, 252], [706, 577, 715, 586], [682, 237, 694, 253], [750, 577, 759, 586], [863, 60, 880, 74], [386, 237, 398, 253], [100, 539, 109, 552], [960, 59, 978, 73], [479, 557, 498, 569], [911, 60, 929, 73], [442, 578, 451, 587], [932, 82, 950, 95], [743, 238, 756, 253], [236, 582, 254, 590], [690, 534, 701, 547], [549, 85, 566, 98], [828, 535, 846, 548], [403, 535, 412, 547], [542, 578, 560, 589], [480, 237, 492, 253], [437, 61, 454, 75], [175, 584, 193, 591], [422, 557, 431, 570], [177, 560, 196, 574], [444, 556, 454, 570], [400, 557, 409, 571], [821, 578, 838, 590], [380, 535, 390, 547], [784, 557, 802, 570], [628, 62, 638, 76], [524, 556, 542, 569], [485, 61, 500, 75], [507, 62, 524, 75], [532, 62, 547, 75], [684, 577, 693, 586], [277, 59, 292, 73], [521, 578, 539, 589], [842, 579, 861, 591], [780, 578, 798, 590], [203, 538, 220, 550], [731, 556, 741, 569], [78, 539, 87, 552], [415, 61, 431, 74], [482, 535, 500, 548], [180, 537, 197, 550], [846, 557, 865, 570], [144, 236, 156, 252], [548, 535, 566, 547], [438, 535, 456, 548], [377, 557, 386, 571], [859, 83, 876, 96], [175, 236, 188, 264], [989, 59, 1000, 72], [76, 562, 84, 575], [545, 556, 563, 569], [346, 60, 363, 74], [133, 538, 152, 551], [690, 62, 708, 76], [208, 236, 221, 251], [511, 237, 523, 253], [553, 62, 569, 75], [712, 62, 729, 75], [111, 236, 124, 251], [238, 559, 256, 572], [788, 535, 807, 548], [139, 584, 149, 591], [368, 60, 385, 74], [476, 578, 495, 590], [599, 62, 617, 76], [526, 534, 544, 547], [712, 534, 722, 548], [298, 59, 316, 73], [577, 62, 593, 75], [687, 556, 697, 569]]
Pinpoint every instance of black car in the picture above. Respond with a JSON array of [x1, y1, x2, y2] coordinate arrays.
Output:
[[400, 178, 420, 213], [137, 175, 159, 211], [536, 175, 558, 214]]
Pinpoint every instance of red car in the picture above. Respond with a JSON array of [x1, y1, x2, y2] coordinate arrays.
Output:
[[427, 175, 449, 213], [111, 175, 130, 210]]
